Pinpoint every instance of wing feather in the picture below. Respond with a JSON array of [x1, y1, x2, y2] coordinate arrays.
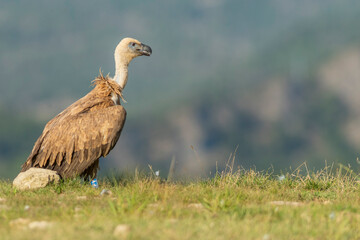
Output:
[[23, 105, 126, 178], [22, 105, 126, 178]]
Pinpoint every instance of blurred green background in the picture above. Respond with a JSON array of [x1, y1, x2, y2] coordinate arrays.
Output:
[[1, 0, 360, 179]]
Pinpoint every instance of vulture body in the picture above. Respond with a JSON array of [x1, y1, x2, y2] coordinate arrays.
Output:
[[21, 38, 152, 179]]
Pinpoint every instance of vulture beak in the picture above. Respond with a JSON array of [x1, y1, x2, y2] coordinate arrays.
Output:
[[140, 43, 152, 56]]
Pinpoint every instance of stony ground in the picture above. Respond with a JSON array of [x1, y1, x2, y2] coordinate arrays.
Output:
[[1, 167, 360, 240]]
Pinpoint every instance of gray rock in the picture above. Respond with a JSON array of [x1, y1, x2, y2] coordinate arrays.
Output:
[[9, 218, 30, 229], [28, 221, 54, 230], [100, 189, 113, 196], [13, 168, 60, 190], [113, 224, 130, 238], [76, 196, 87, 200]]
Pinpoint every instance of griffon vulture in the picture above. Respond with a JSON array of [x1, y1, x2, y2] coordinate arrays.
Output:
[[20, 37, 152, 179]]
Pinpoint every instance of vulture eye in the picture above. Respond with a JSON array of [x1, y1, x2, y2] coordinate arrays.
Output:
[[129, 42, 137, 49]]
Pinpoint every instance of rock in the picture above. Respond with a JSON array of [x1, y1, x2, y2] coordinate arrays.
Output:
[[100, 189, 113, 196], [269, 201, 303, 206], [76, 196, 87, 200], [13, 168, 60, 190], [113, 224, 130, 238], [10, 218, 53, 230], [9, 218, 31, 229], [28, 221, 53, 230], [263, 234, 271, 240], [187, 203, 204, 209]]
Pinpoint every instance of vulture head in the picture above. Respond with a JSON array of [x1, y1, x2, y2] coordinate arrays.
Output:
[[114, 37, 152, 65], [113, 37, 152, 89]]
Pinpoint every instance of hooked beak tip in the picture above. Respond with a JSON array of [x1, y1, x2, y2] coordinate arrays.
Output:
[[141, 44, 152, 56]]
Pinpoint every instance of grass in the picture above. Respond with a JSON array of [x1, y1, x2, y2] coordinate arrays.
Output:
[[1, 164, 360, 240]]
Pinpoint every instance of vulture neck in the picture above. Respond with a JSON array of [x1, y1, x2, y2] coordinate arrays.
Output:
[[114, 55, 131, 89]]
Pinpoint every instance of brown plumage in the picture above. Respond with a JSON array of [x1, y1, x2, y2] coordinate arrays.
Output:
[[21, 38, 152, 179]]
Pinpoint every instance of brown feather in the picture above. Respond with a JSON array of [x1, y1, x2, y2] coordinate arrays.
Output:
[[21, 73, 127, 179]]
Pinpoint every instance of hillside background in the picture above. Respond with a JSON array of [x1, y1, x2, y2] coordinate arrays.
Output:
[[1, 0, 360, 179]]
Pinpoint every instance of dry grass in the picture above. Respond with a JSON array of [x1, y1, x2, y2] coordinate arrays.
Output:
[[1, 164, 360, 239]]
